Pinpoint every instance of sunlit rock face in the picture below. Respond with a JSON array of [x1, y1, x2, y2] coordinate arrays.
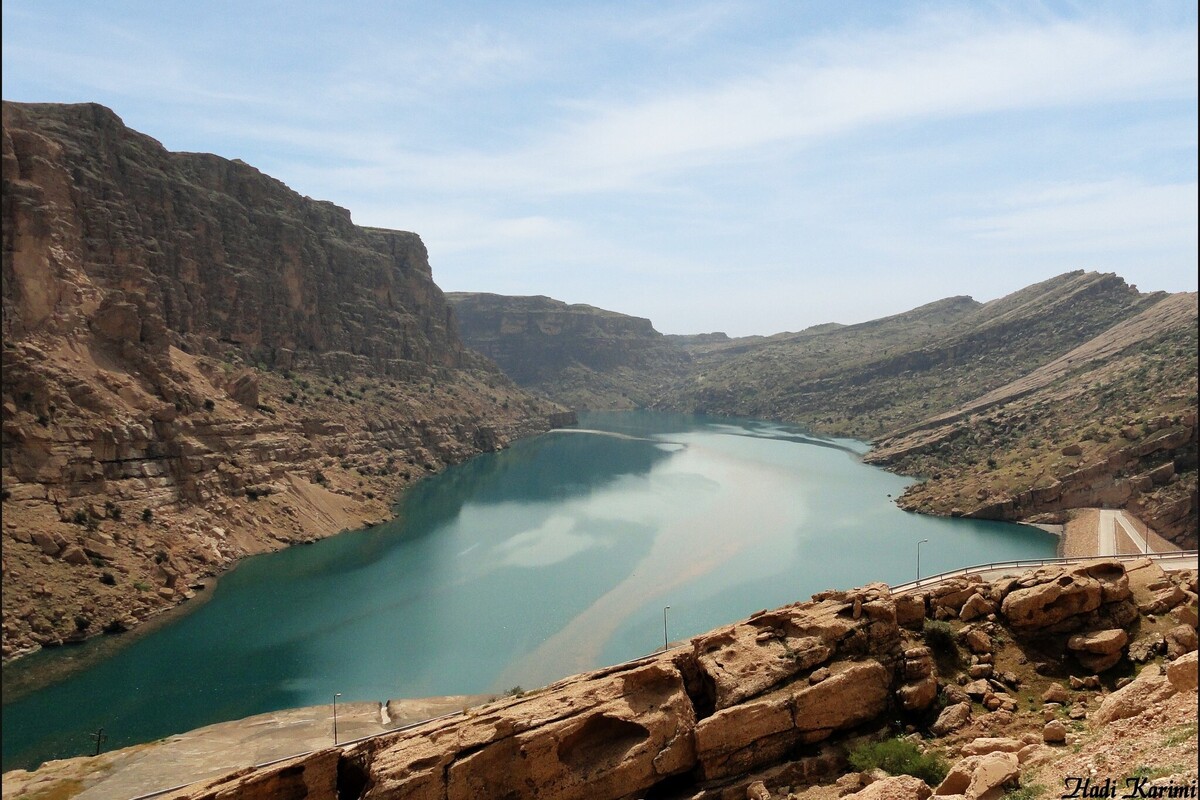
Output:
[[1, 101, 563, 660]]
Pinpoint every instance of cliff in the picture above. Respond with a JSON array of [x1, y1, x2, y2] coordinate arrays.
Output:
[[17, 557, 1184, 800], [446, 292, 691, 409], [1, 101, 567, 661]]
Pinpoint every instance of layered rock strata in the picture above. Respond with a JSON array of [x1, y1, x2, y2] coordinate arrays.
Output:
[[1, 101, 568, 660], [446, 292, 691, 409], [141, 558, 1196, 800]]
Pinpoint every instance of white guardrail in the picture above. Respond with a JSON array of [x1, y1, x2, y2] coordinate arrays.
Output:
[[890, 550, 1198, 595], [127, 547, 1198, 799]]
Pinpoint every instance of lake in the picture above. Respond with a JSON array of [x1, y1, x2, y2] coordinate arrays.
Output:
[[1, 410, 1056, 771]]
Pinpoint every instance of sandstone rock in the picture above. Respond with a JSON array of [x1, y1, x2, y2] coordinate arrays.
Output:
[[31, 531, 63, 556], [1093, 664, 1177, 724], [895, 594, 927, 629], [959, 594, 994, 622], [962, 629, 991, 654], [1141, 585, 1187, 615], [963, 680, 990, 698], [964, 752, 1019, 800], [1165, 624, 1198, 658], [848, 775, 933, 800], [897, 675, 938, 712], [1041, 703, 1061, 721], [1128, 633, 1165, 662], [1000, 567, 1101, 631], [982, 691, 1016, 713], [931, 702, 972, 736], [60, 546, 89, 566], [960, 738, 1021, 757], [1067, 629, 1127, 655], [1166, 650, 1198, 692], [1042, 720, 1066, 744], [1041, 683, 1069, 704], [936, 752, 1018, 800], [1175, 602, 1199, 628], [695, 659, 891, 780], [747, 780, 771, 800]]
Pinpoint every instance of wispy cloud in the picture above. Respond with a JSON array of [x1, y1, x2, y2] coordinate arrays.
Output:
[[271, 12, 1195, 198], [953, 179, 1198, 252]]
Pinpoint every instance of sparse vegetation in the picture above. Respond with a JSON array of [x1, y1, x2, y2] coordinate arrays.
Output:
[[922, 619, 958, 663], [847, 737, 949, 785]]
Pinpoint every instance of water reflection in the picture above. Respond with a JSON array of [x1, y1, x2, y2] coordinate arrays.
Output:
[[1, 411, 1056, 772]]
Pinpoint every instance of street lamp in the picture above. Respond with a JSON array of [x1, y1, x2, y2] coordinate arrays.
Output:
[[333, 693, 342, 745], [916, 539, 929, 581], [663, 606, 671, 651]]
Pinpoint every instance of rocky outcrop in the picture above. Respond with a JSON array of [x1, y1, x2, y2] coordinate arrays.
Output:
[[124, 558, 1195, 800], [1, 101, 567, 659], [446, 292, 691, 409]]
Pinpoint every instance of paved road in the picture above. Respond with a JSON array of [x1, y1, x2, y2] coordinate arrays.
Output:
[[1113, 511, 1149, 554], [1098, 509, 1118, 556], [1099, 509, 1154, 555]]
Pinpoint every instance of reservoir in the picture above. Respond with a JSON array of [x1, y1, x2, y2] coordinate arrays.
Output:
[[1, 411, 1056, 771]]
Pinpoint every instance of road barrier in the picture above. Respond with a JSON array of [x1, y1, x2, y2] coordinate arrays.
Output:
[[890, 550, 1198, 595]]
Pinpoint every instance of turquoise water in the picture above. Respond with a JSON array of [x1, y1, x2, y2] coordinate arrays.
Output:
[[1, 411, 1056, 771]]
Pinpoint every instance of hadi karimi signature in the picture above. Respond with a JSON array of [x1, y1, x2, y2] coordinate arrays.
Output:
[[1062, 777, 1198, 799]]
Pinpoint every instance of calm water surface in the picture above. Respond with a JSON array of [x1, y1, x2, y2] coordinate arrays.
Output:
[[2, 411, 1056, 770]]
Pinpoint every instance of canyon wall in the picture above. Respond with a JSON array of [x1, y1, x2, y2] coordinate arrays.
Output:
[[446, 292, 691, 409], [1, 102, 567, 660]]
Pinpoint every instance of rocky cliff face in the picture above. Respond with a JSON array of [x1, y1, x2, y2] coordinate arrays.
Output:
[[446, 292, 691, 409], [1, 101, 567, 661], [135, 558, 1196, 800]]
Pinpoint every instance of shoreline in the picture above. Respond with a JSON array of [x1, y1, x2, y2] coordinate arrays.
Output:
[[2, 416, 581, 700]]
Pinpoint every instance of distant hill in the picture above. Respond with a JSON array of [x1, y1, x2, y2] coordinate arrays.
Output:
[[451, 275, 1196, 548], [446, 292, 691, 409], [866, 291, 1197, 545]]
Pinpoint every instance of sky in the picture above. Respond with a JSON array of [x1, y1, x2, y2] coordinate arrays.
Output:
[[3, 1, 1197, 336]]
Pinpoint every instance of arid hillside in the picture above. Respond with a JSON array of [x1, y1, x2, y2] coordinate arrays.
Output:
[[1, 102, 568, 661], [867, 292, 1198, 546]]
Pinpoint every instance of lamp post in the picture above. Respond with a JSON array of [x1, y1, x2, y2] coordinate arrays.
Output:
[[917, 539, 929, 581], [333, 693, 342, 745], [663, 606, 671, 651]]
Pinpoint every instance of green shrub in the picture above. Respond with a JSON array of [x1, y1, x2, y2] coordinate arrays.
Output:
[[922, 619, 958, 661], [848, 737, 949, 785]]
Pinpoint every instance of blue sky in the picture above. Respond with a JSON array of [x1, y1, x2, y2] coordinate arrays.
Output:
[[3, 1, 1196, 335]]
